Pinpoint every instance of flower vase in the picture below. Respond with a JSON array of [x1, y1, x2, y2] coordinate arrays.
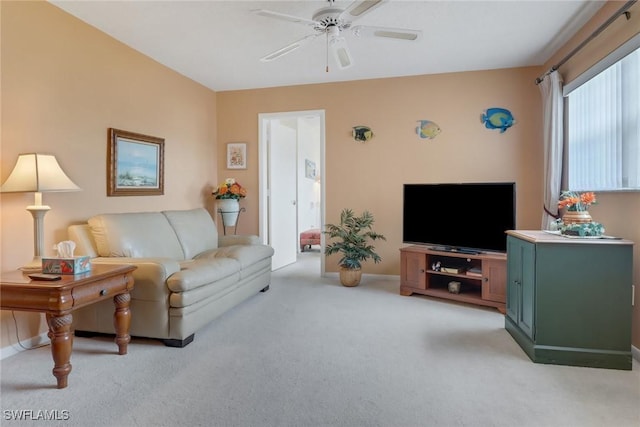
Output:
[[217, 199, 240, 227], [562, 210, 592, 225]]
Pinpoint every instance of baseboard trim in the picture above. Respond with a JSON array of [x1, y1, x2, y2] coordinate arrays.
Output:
[[632, 345, 640, 363], [0, 331, 50, 360]]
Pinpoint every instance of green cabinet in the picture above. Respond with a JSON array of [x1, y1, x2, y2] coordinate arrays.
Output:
[[505, 230, 634, 370], [505, 236, 535, 339]]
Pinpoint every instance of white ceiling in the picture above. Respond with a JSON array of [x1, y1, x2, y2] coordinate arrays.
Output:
[[49, 0, 606, 92]]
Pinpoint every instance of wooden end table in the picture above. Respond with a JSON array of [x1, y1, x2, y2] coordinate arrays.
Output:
[[0, 264, 135, 389]]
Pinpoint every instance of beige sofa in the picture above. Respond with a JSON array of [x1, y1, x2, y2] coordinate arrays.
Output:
[[67, 208, 274, 347]]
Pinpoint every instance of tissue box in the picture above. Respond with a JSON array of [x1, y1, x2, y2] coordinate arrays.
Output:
[[42, 256, 91, 275]]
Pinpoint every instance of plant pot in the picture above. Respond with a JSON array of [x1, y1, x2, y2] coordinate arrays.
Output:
[[562, 210, 592, 225], [339, 267, 362, 287], [217, 199, 240, 227]]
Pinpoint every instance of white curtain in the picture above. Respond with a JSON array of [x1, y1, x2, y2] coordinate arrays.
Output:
[[539, 71, 564, 230]]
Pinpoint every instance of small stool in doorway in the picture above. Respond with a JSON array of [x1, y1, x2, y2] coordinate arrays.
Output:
[[300, 229, 321, 252]]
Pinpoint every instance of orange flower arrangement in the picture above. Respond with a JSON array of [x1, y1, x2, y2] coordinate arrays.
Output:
[[213, 178, 247, 200], [558, 191, 596, 212]]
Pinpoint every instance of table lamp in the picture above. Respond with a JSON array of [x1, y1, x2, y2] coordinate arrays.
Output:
[[1, 153, 81, 272]]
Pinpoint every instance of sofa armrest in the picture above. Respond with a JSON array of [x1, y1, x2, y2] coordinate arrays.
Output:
[[218, 234, 261, 247]]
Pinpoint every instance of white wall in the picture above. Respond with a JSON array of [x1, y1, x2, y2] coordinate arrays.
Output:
[[297, 116, 321, 234]]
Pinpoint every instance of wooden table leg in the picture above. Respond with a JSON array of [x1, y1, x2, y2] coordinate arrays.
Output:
[[46, 313, 73, 389], [113, 292, 131, 355]]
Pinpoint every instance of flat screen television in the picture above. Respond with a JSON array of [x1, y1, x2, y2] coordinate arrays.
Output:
[[403, 182, 516, 253]]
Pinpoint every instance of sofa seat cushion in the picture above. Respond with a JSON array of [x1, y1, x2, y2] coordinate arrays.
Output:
[[169, 273, 240, 308], [166, 258, 240, 293], [195, 244, 275, 269], [236, 257, 272, 280]]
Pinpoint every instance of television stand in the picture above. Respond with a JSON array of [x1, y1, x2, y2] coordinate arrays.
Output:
[[447, 247, 482, 255], [400, 245, 506, 312], [428, 246, 482, 255]]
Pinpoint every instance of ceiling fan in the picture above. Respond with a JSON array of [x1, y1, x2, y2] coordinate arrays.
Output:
[[253, 0, 422, 71]]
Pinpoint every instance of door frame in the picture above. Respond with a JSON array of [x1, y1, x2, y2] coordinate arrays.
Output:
[[258, 109, 326, 274]]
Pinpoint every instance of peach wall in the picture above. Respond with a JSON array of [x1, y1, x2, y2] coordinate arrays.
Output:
[[217, 67, 544, 275], [543, 1, 640, 86], [1, 2, 217, 349], [539, 0, 640, 350]]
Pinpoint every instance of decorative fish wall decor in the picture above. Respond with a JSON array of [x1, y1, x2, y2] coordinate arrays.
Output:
[[352, 126, 374, 142], [481, 107, 515, 133], [416, 120, 441, 140]]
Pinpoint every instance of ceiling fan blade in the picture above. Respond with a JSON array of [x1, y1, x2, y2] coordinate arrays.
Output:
[[351, 25, 422, 41], [341, 0, 387, 21], [260, 33, 322, 62], [330, 37, 354, 69], [252, 9, 317, 26]]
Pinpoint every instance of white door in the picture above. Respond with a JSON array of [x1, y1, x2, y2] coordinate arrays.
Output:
[[268, 119, 298, 270], [259, 110, 326, 274]]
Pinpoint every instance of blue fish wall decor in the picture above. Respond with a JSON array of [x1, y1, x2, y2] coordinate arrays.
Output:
[[481, 108, 515, 133], [416, 120, 441, 140], [352, 126, 374, 142]]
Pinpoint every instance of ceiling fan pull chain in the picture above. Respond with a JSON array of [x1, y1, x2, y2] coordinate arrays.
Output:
[[326, 31, 329, 73]]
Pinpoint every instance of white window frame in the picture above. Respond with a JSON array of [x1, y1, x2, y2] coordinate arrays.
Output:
[[563, 33, 640, 192]]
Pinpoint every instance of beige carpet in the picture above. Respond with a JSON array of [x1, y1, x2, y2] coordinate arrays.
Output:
[[1, 251, 639, 427]]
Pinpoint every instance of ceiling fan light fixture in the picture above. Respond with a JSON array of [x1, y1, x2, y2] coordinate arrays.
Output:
[[334, 46, 352, 68], [330, 37, 353, 69], [256, 0, 417, 71]]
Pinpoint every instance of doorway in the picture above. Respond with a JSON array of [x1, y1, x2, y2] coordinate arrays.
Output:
[[258, 110, 325, 273]]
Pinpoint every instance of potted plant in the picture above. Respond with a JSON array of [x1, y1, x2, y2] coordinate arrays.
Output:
[[556, 190, 604, 236], [212, 178, 247, 226], [324, 209, 386, 287]]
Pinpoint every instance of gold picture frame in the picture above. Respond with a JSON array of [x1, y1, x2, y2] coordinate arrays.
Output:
[[107, 128, 164, 196]]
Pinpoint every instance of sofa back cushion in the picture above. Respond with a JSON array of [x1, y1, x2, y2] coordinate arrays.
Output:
[[162, 208, 218, 259], [67, 224, 98, 258], [89, 212, 185, 259]]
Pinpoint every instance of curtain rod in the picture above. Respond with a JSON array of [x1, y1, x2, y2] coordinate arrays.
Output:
[[535, 0, 636, 85]]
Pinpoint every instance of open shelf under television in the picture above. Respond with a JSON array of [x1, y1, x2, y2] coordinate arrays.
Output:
[[399, 245, 507, 313]]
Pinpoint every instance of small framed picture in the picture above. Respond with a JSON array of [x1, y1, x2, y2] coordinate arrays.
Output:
[[227, 143, 247, 169], [305, 159, 316, 179]]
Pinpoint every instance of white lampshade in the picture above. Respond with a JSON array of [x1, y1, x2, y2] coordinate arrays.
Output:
[[1, 153, 80, 272], [1, 153, 80, 193]]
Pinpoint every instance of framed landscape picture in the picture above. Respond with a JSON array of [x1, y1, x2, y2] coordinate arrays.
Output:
[[227, 143, 247, 169], [107, 128, 164, 196]]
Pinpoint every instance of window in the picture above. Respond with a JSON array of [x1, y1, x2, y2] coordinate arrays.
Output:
[[564, 35, 640, 192]]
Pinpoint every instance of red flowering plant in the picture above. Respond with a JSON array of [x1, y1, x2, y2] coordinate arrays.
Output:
[[212, 178, 247, 200], [557, 191, 597, 212]]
